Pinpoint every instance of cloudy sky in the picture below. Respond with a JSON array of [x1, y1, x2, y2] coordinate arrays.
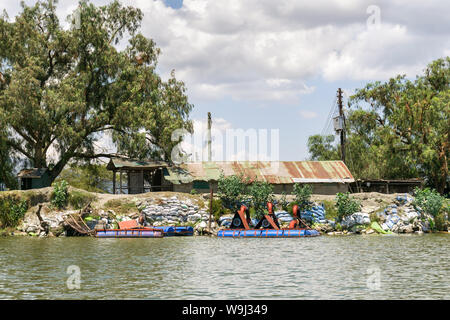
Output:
[[2, 0, 449, 161]]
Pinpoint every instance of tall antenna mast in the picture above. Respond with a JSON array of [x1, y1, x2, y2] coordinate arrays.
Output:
[[207, 112, 212, 162], [337, 88, 346, 163]]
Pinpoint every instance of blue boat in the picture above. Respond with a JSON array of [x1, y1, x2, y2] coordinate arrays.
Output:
[[95, 228, 164, 238], [152, 226, 194, 237], [217, 228, 320, 238]]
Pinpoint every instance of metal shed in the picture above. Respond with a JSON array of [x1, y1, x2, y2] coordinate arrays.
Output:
[[17, 168, 51, 190], [105, 158, 355, 195], [164, 161, 355, 195]]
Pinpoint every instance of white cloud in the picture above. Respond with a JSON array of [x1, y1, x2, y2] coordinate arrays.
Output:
[[299, 110, 319, 119], [119, 0, 449, 103], [2, 0, 449, 104]]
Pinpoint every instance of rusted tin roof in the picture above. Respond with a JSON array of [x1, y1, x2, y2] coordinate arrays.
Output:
[[106, 157, 169, 171], [17, 168, 48, 178], [165, 161, 354, 184]]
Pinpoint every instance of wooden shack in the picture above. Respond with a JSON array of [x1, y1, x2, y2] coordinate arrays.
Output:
[[17, 168, 51, 190], [106, 157, 172, 194], [350, 179, 423, 194]]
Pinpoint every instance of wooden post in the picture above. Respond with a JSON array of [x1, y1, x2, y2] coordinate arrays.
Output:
[[141, 169, 144, 193], [209, 184, 213, 231], [112, 170, 116, 194], [119, 170, 123, 194]]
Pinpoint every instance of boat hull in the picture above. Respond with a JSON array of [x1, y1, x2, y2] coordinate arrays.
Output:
[[95, 229, 164, 238], [152, 226, 194, 236], [217, 228, 320, 238]]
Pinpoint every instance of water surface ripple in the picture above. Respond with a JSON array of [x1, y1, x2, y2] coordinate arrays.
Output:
[[0, 234, 448, 299]]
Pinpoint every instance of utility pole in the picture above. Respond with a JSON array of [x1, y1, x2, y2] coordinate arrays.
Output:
[[337, 88, 346, 163], [207, 112, 212, 162], [207, 112, 213, 233]]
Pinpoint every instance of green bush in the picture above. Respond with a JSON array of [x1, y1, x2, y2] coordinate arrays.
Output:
[[322, 200, 338, 220], [51, 180, 69, 209], [0, 196, 28, 228], [56, 164, 113, 193], [292, 184, 313, 212], [413, 187, 445, 217], [278, 192, 289, 211], [217, 173, 248, 209], [211, 198, 232, 221], [247, 180, 273, 218], [335, 192, 361, 220], [434, 212, 447, 231], [286, 201, 298, 216]]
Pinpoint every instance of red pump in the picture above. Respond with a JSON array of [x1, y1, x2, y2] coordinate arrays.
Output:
[[288, 204, 310, 229], [254, 202, 280, 229], [230, 205, 251, 229]]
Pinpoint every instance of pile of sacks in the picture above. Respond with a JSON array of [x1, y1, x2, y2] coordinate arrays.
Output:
[[340, 212, 371, 229], [138, 196, 210, 226], [219, 216, 232, 227], [374, 194, 429, 233], [300, 205, 327, 224]]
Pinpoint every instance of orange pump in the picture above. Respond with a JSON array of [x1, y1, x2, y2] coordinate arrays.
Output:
[[254, 202, 280, 229]]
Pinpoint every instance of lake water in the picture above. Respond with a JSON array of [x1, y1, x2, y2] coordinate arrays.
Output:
[[0, 234, 448, 299]]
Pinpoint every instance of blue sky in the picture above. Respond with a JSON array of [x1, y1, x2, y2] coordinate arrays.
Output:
[[2, 0, 449, 162]]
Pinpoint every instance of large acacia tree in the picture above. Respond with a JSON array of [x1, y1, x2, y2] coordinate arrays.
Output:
[[0, 0, 192, 186], [308, 57, 449, 194]]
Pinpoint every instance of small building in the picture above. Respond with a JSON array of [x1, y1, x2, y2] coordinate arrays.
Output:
[[106, 157, 172, 194], [164, 161, 355, 195], [106, 158, 355, 195], [350, 179, 423, 194], [17, 168, 51, 190]]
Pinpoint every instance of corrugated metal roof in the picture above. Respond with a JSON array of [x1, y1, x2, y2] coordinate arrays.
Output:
[[106, 158, 169, 170], [164, 161, 354, 184], [18, 168, 48, 178]]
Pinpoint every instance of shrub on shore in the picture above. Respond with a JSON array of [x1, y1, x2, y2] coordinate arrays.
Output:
[[217, 173, 249, 209], [51, 180, 69, 209], [0, 195, 28, 228], [413, 187, 448, 231], [247, 180, 274, 218], [335, 192, 361, 220], [211, 198, 232, 221], [413, 187, 445, 217], [292, 184, 313, 212], [322, 200, 338, 220]]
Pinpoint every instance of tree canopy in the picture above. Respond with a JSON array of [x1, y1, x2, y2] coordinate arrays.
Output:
[[308, 57, 449, 194], [0, 0, 193, 187]]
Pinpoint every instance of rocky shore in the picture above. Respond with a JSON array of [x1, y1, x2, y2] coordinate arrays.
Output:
[[3, 190, 448, 237]]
